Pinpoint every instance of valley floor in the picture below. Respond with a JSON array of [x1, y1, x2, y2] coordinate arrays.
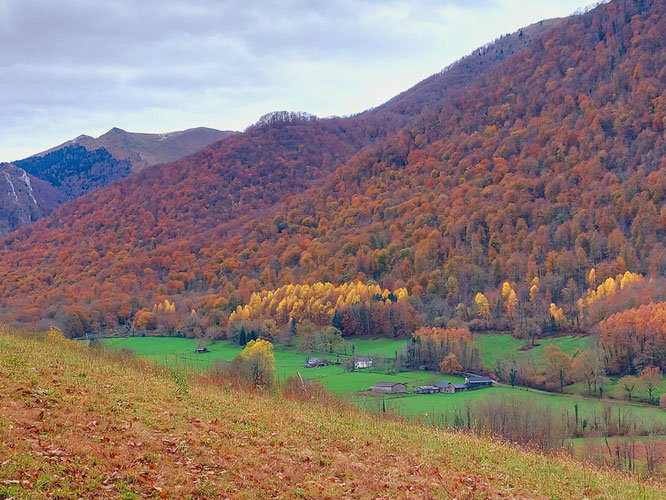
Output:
[[99, 335, 666, 431]]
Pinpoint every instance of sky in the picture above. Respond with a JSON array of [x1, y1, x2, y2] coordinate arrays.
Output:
[[0, 0, 592, 162]]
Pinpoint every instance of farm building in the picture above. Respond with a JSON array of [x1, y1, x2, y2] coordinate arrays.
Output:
[[465, 376, 493, 389], [370, 382, 407, 394], [436, 381, 471, 393], [305, 357, 326, 368], [194, 346, 209, 354], [354, 356, 373, 369], [436, 381, 455, 393], [414, 385, 440, 394]]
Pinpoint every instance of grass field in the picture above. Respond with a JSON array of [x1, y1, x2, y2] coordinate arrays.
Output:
[[567, 375, 666, 402], [372, 385, 666, 429], [105, 333, 595, 384], [100, 336, 444, 393], [4, 327, 666, 498], [100, 336, 666, 434], [475, 333, 593, 371]]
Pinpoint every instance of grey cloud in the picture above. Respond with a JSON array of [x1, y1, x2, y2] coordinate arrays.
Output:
[[0, 0, 587, 162]]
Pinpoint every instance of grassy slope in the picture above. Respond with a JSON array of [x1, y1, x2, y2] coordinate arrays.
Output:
[[475, 334, 593, 371], [567, 376, 666, 402], [99, 337, 418, 392], [378, 386, 666, 427], [2, 329, 666, 499], [102, 337, 666, 426], [103, 334, 594, 378]]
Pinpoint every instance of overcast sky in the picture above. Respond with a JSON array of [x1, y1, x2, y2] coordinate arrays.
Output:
[[0, 0, 591, 162]]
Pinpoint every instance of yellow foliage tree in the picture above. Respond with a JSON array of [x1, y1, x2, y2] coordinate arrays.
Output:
[[620, 270, 642, 290], [475, 293, 490, 320], [549, 303, 565, 326], [529, 277, 539, 302], [502, 282, 518, 318], [153, 299, 176, 313], [241, 338, 275, 364], [228, 281, 408, 325], [235, 338, 276, 388], [578, 270, 644, 322]]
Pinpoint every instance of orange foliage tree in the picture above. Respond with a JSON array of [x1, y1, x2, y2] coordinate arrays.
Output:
[[600, 302, 666, 374]]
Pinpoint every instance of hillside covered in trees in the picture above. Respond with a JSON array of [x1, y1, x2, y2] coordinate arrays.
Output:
[[0, 0, 664, 372]]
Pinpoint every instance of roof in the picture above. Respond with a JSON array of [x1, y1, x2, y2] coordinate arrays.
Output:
[[467, 376, 492, 383], [372, 382, 405, 388], [417, 385, 439, 390], [436, 381, 452, 388], [307, 357, 321, 363], [356, 356, 372, 362], [452, 384, 468, 389]]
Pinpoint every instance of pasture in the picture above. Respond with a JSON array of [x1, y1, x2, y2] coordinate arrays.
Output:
[[369, 385, 666, 429], [474, 333, 593, 371], [100, 335, 666, 432]]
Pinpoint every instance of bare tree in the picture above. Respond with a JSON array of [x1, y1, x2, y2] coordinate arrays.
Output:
[[644, 435, 662, 477]]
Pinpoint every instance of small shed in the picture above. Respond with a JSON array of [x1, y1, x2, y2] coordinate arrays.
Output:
[[452, 383, 469, 392], [465, 376, 493, 389], [195, 346, 209, 354], [354, 356, 373, 369], [370, 382, 407, 394], [305, 357, 326, 368]]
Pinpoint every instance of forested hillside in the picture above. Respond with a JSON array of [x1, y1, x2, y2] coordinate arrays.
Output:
[[15, 145, 131, 200], [0, 0, 664, 355]]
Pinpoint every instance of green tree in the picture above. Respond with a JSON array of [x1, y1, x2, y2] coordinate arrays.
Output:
[[616, 375, 638, 401], [639, 366, 662, 404]]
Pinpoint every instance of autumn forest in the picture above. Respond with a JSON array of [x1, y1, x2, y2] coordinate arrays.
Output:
[[5, 0, 666, 496], [1, 0, 665, 382]]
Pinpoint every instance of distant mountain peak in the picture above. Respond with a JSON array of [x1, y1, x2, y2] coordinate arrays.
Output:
[[0, 126, 235, 235], [104, 127, 127, 136]]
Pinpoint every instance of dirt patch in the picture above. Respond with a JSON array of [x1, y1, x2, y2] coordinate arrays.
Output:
[[519, 343, 540, 351]]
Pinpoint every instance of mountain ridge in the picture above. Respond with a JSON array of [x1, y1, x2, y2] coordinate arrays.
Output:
[[0, 126, 235, 235], [32, 126, 235, 173]]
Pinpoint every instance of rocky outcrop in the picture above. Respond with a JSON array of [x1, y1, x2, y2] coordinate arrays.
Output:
[[0, 163, 62, 235]]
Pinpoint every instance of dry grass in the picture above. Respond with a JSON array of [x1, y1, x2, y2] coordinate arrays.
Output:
[[1, 327, 665, 499]]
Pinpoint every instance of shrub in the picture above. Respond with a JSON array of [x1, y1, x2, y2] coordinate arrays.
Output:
[[659, 393, 666, 409], [227, 339, 276, 389], [282, 376, 339, 406]]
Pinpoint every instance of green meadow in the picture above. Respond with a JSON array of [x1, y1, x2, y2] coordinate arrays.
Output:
[[474, 333, 593, 371], [372, 386, 666, 428], [101, 332, 593, 378], [100, 335, 666, 430]]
